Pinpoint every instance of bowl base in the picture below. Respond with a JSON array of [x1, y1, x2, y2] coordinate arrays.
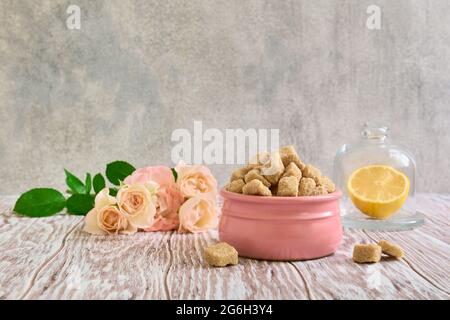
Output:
[[342, 210, 425, 231], [236, 251, 336, 262]]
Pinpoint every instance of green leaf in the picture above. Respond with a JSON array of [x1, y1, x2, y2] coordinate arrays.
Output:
[[105, 161, 135, 186], [14, 188, 66, 217], [109, 187, 118, 197], [93, 173, 106, 194], [64, 169, 86, 194], [171, 168, 178, 182], [66, 194, 95, 216], [85, 173, 92, 194]]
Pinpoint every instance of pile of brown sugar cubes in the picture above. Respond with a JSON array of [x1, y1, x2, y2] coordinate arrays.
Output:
[[226, 145, 336, 197]]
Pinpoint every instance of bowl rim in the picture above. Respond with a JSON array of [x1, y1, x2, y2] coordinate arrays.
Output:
[[220, 188, 342, 203]]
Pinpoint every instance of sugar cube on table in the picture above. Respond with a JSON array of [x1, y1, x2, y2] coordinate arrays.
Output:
[[352, 243, 382, 263], [204, 242, 239, 267], [378, 240, 404, 258]]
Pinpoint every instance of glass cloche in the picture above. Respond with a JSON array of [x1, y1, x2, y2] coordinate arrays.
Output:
[[333, 126, 424, 231]]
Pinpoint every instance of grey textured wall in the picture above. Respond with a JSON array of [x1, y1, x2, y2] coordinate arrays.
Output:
[[0, 0, 449, 194]]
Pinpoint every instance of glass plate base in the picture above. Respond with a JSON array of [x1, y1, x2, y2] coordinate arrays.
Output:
[[342, 211, 425, 231]]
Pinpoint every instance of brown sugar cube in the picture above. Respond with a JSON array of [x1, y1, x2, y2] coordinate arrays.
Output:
[[265, 172, 283, 186], [230, 166, 253, 182], [316, 175, 336, 193], [298, 177, 317, 196], [282, 162, 302, 181], [247, 152, 278, 171], [204, 242, 238, 267], [279, 145, 305, 170], [378, 240, 404, 259], [312, 185, 328, 196], [302, 164, 322, 183], [242, 179, 272, 196], [226, 179, 245, 194], [248, 152, 270, 166], [244, 169, 271, 187], [352, 243, 382, 263], [277, 176, 299, 196], [259, 152, 285, 185], [230, 168, 244, 181]]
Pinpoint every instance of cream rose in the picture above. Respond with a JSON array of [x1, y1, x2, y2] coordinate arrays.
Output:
[[175, 163, 217, 198], [116, 183, 157, 228], [83, 188, 137, 235], [178, 193, 218, 233]]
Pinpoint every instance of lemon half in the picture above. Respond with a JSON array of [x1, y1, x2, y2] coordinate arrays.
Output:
[[347, 165, 410, 219]]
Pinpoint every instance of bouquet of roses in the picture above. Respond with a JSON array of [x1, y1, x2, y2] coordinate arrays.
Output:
[[13, 161, 218, 235], [84, 163, 218, 235]]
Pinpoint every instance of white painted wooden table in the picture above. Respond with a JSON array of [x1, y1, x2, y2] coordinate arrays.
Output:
[[0, 194, 448, 300]]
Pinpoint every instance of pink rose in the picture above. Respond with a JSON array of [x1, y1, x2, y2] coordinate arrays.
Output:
[[124, 166, 174, 186], [144, 212, 180, 232], [178, 193, 218, 233], [175, 163, 217, 198], [157, 183, 184, 217], [143, 184, 184, 232]]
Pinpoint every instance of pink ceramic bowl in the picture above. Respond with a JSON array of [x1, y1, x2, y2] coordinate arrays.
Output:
[[219, 189, 343, 261]]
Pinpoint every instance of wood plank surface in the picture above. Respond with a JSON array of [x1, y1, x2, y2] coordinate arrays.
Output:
[[22, 229, 172, 299], [167, 231, 309, 299], [0, 197, 83, 299], [0, 194, 448, 300], [292, 229, 447, 299]]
